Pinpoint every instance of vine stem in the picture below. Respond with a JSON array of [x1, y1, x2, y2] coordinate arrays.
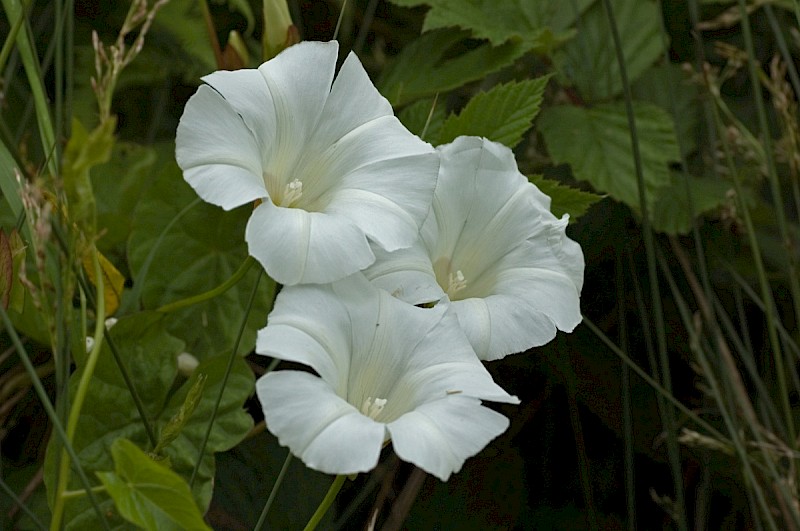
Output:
[[50, 246, 106, 530], [303, 475, 346, 531], [156, 256, 254, 314]]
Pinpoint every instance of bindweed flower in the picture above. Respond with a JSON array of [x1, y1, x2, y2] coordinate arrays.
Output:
[[256, 274, 518, 481], [176, 41, 439, 285], [365, 136, 584, 361]]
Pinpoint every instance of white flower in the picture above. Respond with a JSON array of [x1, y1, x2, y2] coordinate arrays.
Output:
[[364, 136, 584, 361], [255, 274, 518, 481], [175, 41, 439, 285]]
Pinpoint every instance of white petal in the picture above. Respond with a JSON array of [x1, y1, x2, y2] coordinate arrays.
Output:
[[257, 41, 338, 178], [363, 243, 443, 305], [201, 68, 277, 155], [258, 371, 385, 475], [175, 86, 266, 210], [245, 201, 375, 285], [388, 396, 510, 481]]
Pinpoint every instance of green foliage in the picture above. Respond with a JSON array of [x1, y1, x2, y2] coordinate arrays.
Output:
[[650, 172, 734, 234], [553, 0, 664, 101], [438, 77, 550, 148], [43, 312, 253, 528], [377, 29, 530, 107], [127, 155, 275, 357], [97, 439, 211, 531], [153, 0, 216, 76], [0, 139, 24, 225], [528, 175, 604, 222], [389, 0, 595, 45], [538, 101, 679, 209], [398, 98, 447, 144]]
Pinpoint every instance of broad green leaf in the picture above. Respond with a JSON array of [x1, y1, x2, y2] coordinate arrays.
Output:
[[553, 0, 664, 101], [153, 0, 217, 75], [538, 102, 679, 209], [0, 139, 24, 226], [528, 175, 604, 222], [377, 29, 530, 107], [650, 172, 734, 234], [97, 439, 211, 531], [632, 63, 701, 158], [398, 97, 447, 143], [43, 312, 253, 528], [389, 0, 595, 44], [127, 154, 275, 357], [438, 77, 550, 147]]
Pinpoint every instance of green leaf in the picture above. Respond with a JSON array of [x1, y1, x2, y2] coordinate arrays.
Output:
[[538, 102, 679, 209], [528, 175, 604, 222], [43, 312, 254, 528], [377, 29, 530, 107], [127, 152, 275, 357], [153, 0, 217, 76], [650, 172, 734, 234], [398, 98, 447, 144], [389, 0, 595, 44], [97, 439, 211, 531], [553, 0, 664, 101], [438, 77, 550, 147]]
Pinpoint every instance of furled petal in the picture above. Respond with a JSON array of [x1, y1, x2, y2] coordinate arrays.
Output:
[[245, 200, 375, 285], [175, 86, 266, 210], [258, 371, 385, 475], [388, 396, 510, 481], [364, 243, 443, 305], [256, 274, 517, 478]]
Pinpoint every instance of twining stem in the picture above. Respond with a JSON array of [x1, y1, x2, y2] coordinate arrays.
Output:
[[156, 256, 254, 314], [50, 247, 106, 531], [303, 475, 346, 531]]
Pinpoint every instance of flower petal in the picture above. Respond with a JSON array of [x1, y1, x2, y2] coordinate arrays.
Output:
[[388, 396, 510, 481], [175, 86, 266, 210], [258, 371, 385, 475], [245, 201, 375, 285], [364, 243, 444, 305]]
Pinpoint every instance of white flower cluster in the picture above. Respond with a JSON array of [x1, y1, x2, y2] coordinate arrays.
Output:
[[176, 41, 584, 481]]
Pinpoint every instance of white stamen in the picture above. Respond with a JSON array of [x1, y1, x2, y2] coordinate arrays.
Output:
[[281, 178, 303, 207], [360, 397, 387, 420], [447, 269, 467, 295]]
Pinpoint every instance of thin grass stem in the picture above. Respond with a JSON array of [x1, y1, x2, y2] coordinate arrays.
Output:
[[254, 452, 293, 531]]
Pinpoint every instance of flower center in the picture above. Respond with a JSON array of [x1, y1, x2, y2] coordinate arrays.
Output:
[[447, 269, 467, 297], [280, 178, 304, 207], [360, 397, 387, 420]]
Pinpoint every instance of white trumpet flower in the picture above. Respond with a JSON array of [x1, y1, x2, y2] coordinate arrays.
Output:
[[176, 41, 438, 285], [256, 274, 518, 481], [365, 136, 584, 360]]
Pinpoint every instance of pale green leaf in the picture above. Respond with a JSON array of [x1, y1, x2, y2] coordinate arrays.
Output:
[[438, 77, 550, 147], [127, 153, 275, 357], [398, 98, 447, 144], [377, 29, 530, 107], [553, 0, 664, 101], [389, 0, 595, 44], [97, 439, 211, 531], [650, 172, 734, 234], [538, 102, 679, 209], [528, 175, 604, 222]]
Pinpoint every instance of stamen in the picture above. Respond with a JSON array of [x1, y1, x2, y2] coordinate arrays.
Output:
[[360, 397, 387, 420], [281, 178, 303, 207], [447, 269, 467, 296]]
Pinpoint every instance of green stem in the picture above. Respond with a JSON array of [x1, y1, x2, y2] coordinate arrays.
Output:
[[62, 484, 108, 500], [254, 452, 293, 531], [303, 475, 346, 531], [0, 474, 47, 531], [156, 256, 254, 314], [51, 247, 106, 531]]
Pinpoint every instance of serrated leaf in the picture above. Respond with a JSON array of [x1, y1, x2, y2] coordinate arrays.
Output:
[[538, 102, 679, 209], [127, 152, 275, 357], [650, 172, 734, 234], [528, 175, 604, 222], [97, 439, 211, 531], [553, 0, 663, 101], [43, 312, 254, 528], [438, 77, 550, 147], [398, 98, 447, 143], [377, 29, 530, 107], [389, 0, 595, 45]]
